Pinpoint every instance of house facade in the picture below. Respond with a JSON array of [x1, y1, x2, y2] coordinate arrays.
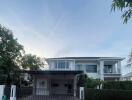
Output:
[[122, 49, 132, 81], [123, 72, 132, 81], [27, 57, 124, 96], [47, 57, 124, 81]]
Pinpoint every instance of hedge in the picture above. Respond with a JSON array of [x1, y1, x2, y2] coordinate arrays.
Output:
[[103, 81, 132, 90], [85, 88, 132, 100]]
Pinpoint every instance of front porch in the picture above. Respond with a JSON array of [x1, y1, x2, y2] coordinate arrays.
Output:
[[27, 70, 83, 97], [34, 78, 75, 96]]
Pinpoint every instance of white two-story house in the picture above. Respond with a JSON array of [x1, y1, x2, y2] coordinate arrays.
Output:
[[25, 57, 124, 97], [47, 57, 124, 81]]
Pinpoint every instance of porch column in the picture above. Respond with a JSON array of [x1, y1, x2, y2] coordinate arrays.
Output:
[[112, 64, 116, 73], [117, 61, 121, 74], [100, 60, 104, 80], [74, 75, 77, 97]]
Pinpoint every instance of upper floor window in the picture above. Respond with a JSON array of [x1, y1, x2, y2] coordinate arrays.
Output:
[[55, 61, 57, 68], [104, 65, 112, 73], [76, 64, 83, 70], [86, 65, 97, 73], [55, 60, 70, 69], [58, 60, 66, 69]]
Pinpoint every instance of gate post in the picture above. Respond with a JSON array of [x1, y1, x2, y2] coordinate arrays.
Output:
[[79, 87, 84, 100], [10, 85, 16, 100], [0, 85, 5, 100]]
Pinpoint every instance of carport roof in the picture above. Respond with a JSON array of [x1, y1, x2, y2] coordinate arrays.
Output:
[[20, 70, 83, 75]]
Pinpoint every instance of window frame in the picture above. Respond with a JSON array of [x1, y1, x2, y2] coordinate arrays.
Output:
[[54, 60, 71, 70], [85, 64, 97, 73]]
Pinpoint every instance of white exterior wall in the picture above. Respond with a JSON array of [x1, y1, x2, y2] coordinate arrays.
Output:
[[49, 61, 55, 70], [85, 73, 100, 79], [47, 58, 123, 80]]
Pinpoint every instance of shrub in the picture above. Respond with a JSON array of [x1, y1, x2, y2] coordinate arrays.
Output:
[[85, 88, 132, 100], [103, 81, 132, 90], [77, 74, 102, 89]]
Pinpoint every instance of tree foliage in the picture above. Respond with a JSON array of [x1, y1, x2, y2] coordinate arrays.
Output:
[[0, 25, 24, 84], [111, 0, 132, 23], [77, 74, 102, 89], [21, 54, 44, 70], [0, 25, 44, 85]]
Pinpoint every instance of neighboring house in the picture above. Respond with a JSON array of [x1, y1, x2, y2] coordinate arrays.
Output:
[[122, 72, 132, 81], [122, 49, 132, 81], [25, 57, 124, 96]]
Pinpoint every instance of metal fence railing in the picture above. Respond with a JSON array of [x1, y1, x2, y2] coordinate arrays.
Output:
[[4, 87, 80, 100], [17, 95, 80, 100], [17, 87, 33, 98]]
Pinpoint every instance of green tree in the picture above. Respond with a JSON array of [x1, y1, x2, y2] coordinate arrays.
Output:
[[77, 74, 87, 87], [77, 74, 102, 89], [21, 54, 44, 70], [0, 25, 24, 84], [111, 0, 132, 23], [85, 77, 102, 89]]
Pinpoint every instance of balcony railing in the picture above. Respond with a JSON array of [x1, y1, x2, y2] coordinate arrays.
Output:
[[104, 73, 121, 77]]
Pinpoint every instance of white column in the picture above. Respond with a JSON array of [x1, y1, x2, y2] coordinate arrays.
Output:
[[74, 60, 76, 70], [79, 87, 84, 100], [112, 64, 116, 73], [0, 85, 5, 100], [83, 64, 86, 73], [117, 61, 121, 74], [100, 60, 104, 80], [10, 85, 16, 100]]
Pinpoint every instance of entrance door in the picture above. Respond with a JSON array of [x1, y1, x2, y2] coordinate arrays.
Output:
[[36, 79, 48, 95], [50, 79, 73, 95], [67, 84, 72, 94]]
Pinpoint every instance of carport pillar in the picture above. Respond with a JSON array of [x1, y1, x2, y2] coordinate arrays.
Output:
[[74, 75, 77, 97], [10, 85, 16, 100], [33, 75, 37, 95], [0, 85, 5, 100]]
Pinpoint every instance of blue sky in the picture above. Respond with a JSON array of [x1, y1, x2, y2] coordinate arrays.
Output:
[[0, 0, 132, 62]]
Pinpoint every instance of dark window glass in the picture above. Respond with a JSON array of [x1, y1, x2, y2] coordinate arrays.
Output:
[[58, 60, 65, 68], [104, 65, 112, 73], [52, 83, 59, 87], [65, 61, 69, 69], [55, 61, 57, 68], [86, 65, 97, 73], [76, 64, 83, 70], [57, 60, 69, 69]]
